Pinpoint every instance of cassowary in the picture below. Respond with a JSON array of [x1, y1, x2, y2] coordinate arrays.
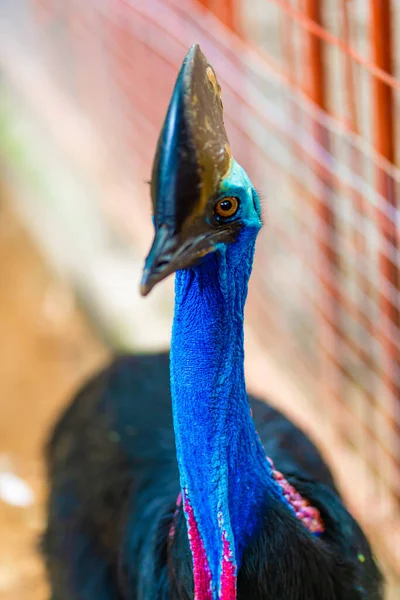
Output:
[[43, 45, 383, 600]]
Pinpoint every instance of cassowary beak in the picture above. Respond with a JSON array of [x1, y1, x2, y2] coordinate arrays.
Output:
[[140, 44, 232, 296]]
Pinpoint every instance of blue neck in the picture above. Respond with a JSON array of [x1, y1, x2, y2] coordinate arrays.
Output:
[[170, 237, 280, 598]]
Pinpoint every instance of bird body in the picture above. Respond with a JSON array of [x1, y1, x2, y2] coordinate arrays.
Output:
[[43, 45, 383, 599]]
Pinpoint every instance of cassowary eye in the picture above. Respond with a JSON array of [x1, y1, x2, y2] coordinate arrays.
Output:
[[214, 197, 239, 218]]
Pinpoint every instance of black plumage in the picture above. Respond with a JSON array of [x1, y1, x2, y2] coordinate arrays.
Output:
[[43, 353, 383, 599]]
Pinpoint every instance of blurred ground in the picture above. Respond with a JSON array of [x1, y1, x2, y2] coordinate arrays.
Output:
[[0, 186, 108, 600]]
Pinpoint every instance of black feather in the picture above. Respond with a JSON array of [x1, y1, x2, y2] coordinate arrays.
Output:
[[42, 353, 383, 599]]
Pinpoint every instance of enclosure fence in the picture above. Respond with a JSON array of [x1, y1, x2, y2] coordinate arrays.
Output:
[[0, 0, 399, 577]]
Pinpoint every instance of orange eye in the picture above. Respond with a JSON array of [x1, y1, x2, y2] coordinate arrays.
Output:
[[214, 197, 239, 218]]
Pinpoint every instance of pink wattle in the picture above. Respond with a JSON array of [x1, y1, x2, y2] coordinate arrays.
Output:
[[183, 491, 213, 600], [220, 531, 237, 600], [267, 457, 325, 534]]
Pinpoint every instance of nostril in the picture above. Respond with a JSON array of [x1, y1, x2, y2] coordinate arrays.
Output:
[[156, 259, 169, 269]]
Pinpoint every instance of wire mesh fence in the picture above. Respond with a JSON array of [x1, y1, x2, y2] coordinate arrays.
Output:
[[0, 0, 399, 578]]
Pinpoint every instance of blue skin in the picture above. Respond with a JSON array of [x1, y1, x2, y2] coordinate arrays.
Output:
[[170, 159, 285, 597]]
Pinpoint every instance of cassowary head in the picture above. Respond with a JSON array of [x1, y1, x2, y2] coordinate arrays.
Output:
[[141, 44, 261, 296]]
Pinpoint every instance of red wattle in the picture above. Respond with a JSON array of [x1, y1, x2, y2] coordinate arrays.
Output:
[[184, 492, 213, 600], [220, 531, 237, 600]]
